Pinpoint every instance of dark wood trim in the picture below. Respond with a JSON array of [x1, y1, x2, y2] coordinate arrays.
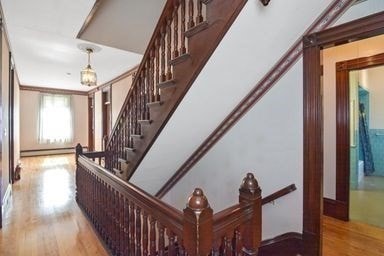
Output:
[[303, 10, 384, 256], [87, 65, 138, 95], [155, 0, 354, 200], [8, 52, 14, 184], [88, 94, 95, 151], [262, 184, 297, 205], [76, 0, 103, 39], [20, 85, 88, 96], [333, 52, 384, 221], [323, 198, 348, 221], [101, 86, 112, 150], [0, 15, 3, 229], [258, 232, 303, 256], [20, 146, 88, 153]]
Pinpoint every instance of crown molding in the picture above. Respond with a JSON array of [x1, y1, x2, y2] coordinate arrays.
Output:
[[20, 85, 88, 96]]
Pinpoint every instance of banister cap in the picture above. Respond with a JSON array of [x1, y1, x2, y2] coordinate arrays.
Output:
[[187, 188, 209, 210], [240, 173, 259, 192]]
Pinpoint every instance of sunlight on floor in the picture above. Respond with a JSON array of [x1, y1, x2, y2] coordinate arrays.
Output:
[[41, 156, 70, 168], [42, 167, 71, 208]]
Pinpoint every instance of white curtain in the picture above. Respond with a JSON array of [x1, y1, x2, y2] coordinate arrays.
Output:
[[39, 93, 74, 144]]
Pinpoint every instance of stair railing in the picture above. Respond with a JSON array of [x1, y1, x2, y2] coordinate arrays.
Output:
[[105, 0, 207, 173], [76, 146, 261, 256]]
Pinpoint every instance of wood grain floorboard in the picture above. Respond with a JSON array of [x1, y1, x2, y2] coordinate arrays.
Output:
[[323, 215, 384, 256], [0, 154, 108, 256]]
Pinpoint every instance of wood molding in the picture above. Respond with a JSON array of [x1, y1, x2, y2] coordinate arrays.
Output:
[[76, 0, 103, 39], [20, 146, 88, 153], [155, 0, 355, 199], [262, 184, 296, 205], [258, 232, 303, 256], [323, 198, 348, 221], [303, 10, 384, 256], [20, 85, 88, 96], [87, 65, 138, 95]]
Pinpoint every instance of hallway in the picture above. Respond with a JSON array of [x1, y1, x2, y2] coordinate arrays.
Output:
[[0, 154, 108, 256]]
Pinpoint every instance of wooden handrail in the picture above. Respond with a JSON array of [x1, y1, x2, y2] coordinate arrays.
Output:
[[262, 184, 297, 205], [76, 147, 262, 255]]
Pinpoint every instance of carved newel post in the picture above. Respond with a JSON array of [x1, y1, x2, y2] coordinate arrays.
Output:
[[75, 143, 83, 163], [183, 188, 213, 256], [239, 173, 262, 255]]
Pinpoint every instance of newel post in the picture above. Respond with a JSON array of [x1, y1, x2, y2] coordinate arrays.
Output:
[[75, 143, 83, 163], [183, 188, 213, 256], [239, 173, 262, 255]]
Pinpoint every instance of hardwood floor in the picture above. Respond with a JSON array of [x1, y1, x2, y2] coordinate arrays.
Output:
[[0, 154, 108, 256], [323, 215, 384, 256], [2, 155, 384, 255]]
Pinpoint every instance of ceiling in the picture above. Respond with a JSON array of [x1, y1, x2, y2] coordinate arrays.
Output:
[[0, 0, 164, 92]]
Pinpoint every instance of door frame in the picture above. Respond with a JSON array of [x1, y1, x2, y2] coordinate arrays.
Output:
[[88, 94, 95, 151], [303, 11, 384, 256], [8, 53, 14, 184]]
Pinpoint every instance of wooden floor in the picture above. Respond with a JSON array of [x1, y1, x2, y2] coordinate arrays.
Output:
[[0, 154, 108, 256], [1, 155, 384, 255]]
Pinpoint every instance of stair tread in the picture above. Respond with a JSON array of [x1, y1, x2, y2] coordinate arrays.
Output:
[[131, 134, 143, 139], [170, 53, 190, 66], [113, 168, 123, 174], [157, 79, 176, 90], [147, 101, 163, 108], [124, 147, 135, 152], [138, 119, 152, 125], [118, 158, 128, 163], [185, 21, 209, 38]]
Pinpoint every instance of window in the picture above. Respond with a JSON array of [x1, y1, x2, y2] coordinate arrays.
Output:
[[39, 94, 73, 144]]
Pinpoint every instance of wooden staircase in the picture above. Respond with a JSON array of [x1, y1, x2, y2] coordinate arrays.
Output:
[[105, 0, 249, 180]]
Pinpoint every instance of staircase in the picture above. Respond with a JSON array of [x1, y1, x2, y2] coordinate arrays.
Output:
[[105, 0, 249, 180]]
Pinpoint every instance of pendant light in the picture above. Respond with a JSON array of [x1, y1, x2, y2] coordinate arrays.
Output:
[[80, 48, 97, 86]]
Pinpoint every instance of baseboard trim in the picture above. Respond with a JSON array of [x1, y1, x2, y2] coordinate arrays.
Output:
[[323, 197, 348, 221], [20, 146, 88, 157], [2, 184, 12, 217], [258, 232, 303, 256]]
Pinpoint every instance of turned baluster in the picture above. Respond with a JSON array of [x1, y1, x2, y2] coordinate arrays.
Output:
[[160, 26, 166, 82], [142, 212, 149, 256], [183, 188, 213, 256], [173, 2, 179, 59], [196, 0, 203, 24], [135, 207, 142, 255], [149, 52, 155, 103], [140, 72, 146, 120], [180, 0, 187, 54], [129, 202, 136, 255], [168, 231, 176, 256], [188, 0, 195, 29], [149, 217, 157, 256], [234, 229, 242, 254], [224, 235, 231, 256], [239, 173, 262, 255], [155, 39, 160, 100], [166, 17, 173, 80], [158, 223, 165, 256], [124, 199, 130, 256], [119, 195, 124, 256]]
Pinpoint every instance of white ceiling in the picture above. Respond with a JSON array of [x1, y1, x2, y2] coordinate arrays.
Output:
[[0, 0, 163, 92], [80, 0, 166, 54]]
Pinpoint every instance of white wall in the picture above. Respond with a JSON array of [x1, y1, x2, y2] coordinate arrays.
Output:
[[163, 60, 304, 239], [94, 90, 102, 151], [322, 35, 384, 199], [363, 66, 384, 129], [19, 90, 88, 151], [111, 74, 133, 127]]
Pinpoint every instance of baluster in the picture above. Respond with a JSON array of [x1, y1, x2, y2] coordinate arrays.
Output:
[[149, 49, 155, 103], [129, 202, 136, 255], [178, 240, 186, 256], [168, 231, 176, 256], [224, 235, 232, 256], [155, 39, 161, 100], [173, 2, 179, 59], [140, 72, 145, 120], [124, 198, 130, 256], [196, 0, 203, 24], [135, 207, 142, 256], [119, 195, 125, 256], [233, 230, 242, 255], [160, 26, 166, 82], [158, 223, 165, 256], [142, 212, 149, 256], [188, 0, 195, 29], [149, 217, 156, 256], [166, 17, 172, 80], [180, 0, 186, 55]]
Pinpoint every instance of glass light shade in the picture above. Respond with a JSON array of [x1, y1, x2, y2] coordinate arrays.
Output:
[[80, 64, 97, 86]]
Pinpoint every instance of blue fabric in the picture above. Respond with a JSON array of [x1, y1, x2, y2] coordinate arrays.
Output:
[[359, 103, 375, 175]]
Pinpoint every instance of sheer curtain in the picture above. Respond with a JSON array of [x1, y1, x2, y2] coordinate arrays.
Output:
[[39, 94, 74, 144]]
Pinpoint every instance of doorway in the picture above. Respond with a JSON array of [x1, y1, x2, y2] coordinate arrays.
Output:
[[303, 11, 384, 256], [101, 86, 111, 150], [88, 94, 95, 151]]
